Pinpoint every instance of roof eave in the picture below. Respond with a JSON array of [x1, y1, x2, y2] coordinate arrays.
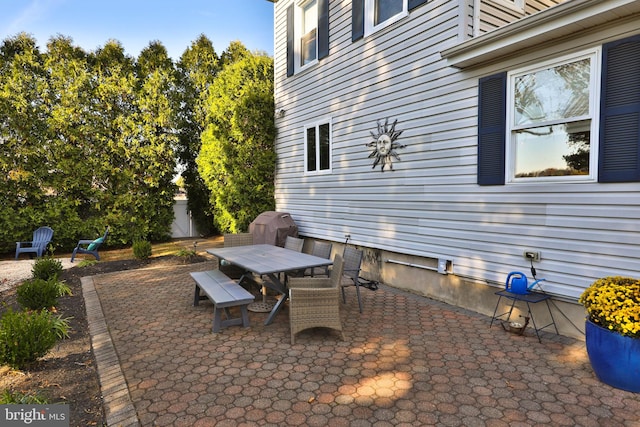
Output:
[[441, 0, 640, 69]]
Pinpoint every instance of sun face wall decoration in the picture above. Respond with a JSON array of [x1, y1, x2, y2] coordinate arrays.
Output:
[[367, 118, 405, 171]]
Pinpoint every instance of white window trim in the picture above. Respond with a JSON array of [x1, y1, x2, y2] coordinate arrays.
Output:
[[364, 0, 408, 38], [294, 0, 318, 74], [304, 118, 333, 176], [505, 48, 601, 184]]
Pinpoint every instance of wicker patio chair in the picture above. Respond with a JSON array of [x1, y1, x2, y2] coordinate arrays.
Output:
[[223, 233, 253, 247], [220, 233, 253, 279], [286, 240, 333, 281], [341, 246, 365, 313], [288, 253, 345, 345], [284, 235, 304, 252], [306, 240, 333, 276]]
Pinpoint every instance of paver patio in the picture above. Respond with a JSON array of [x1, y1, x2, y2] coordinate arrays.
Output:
[[83, 259, 640, 426]]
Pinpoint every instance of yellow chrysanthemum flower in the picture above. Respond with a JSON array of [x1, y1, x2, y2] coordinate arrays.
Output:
[[579, 276, 640, 339]]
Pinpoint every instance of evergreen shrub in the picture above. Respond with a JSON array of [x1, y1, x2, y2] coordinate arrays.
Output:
[[32, 257, 63, 280], [0, 309, 70, 369], [132, 240, 152, 259], [16, 278, 71, 311]]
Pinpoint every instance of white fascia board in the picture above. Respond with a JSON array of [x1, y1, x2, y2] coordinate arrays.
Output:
[[441, 0, 640, 69]]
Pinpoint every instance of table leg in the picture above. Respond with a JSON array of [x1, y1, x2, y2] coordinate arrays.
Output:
[[241, 273, 276, 313], [262, 272, 287, 325]]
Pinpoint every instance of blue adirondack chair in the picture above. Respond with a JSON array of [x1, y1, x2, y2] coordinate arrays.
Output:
[[15, 226, 54, 259], [71, 226, 110, 262]]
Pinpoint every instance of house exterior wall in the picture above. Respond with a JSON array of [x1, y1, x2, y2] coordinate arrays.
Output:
[[272, 0, 640, 340], [477, 0, 565, 35]]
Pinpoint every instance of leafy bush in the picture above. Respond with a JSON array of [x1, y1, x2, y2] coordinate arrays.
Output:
[[176, 248, 197, 263], [77, 259, 98, 268], [16, 278, 72, 311], [32, 257, 63, 281], [0, 389, 50, 404], [0, 309, 70, 369], [132, 240, 152, 259]]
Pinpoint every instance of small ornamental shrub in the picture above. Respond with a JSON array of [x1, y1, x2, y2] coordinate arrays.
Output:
[[0, 389, 50, 404], [16, 278, 72, 311], [132, 240, 152, 260], [77, 259, 98, 268], [32, 256, 63, 281], [176, 248, 197, 263], [0, 309, 70, 369], [579, 276, 640, 338]]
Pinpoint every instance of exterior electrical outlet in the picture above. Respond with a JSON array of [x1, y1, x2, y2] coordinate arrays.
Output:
[[523, 251, 541, 261], [437, 258, 451, 274]]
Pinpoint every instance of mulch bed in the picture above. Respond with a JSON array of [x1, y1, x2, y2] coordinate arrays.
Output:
[[0, 255, 208, 427]]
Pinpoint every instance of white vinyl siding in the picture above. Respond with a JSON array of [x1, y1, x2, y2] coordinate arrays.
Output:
[[477, 0, 566, 36], [273, 0, 640, 300]]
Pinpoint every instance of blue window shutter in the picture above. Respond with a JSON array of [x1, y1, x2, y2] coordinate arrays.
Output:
[[409, 0, 429, 11], [352, 0, 364, 42], [318, 0, 329, 59], [286, 4, 294, 77], [477, 72, 507, 186], [599, 34, 640, 183]]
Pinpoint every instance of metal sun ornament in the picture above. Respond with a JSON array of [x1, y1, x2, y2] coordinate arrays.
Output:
[[367, 118, 405, 171]]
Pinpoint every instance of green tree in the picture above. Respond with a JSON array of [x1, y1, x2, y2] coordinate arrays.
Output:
[[219, 40, 250, 67], [0, 33, 50, 248], [132, 41, 178, 241], [90, 40, 142, 245], [42, 35, 99, 247], [198, 51, 275, 232], [175, 35, 220, 236], [0, 34, 276, 254]]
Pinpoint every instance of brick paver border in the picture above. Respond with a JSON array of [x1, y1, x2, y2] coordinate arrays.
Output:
[[82, 276, 140, 427]]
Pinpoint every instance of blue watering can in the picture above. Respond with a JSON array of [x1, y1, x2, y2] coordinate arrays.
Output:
[[505, 271, 546, 294]]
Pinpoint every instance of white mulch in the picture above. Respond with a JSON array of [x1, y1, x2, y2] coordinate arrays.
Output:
[[0, 258, 75, 293]]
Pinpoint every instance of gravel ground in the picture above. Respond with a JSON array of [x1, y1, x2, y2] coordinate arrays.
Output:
[[0, 258, 75, 292]]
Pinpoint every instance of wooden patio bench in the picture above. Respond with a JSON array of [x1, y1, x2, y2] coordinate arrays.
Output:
[[191, 270, 255, 333]]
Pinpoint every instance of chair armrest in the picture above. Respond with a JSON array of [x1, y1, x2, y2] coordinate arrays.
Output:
[[288, 277, 332, 289], [77, 239, 94, 245], [290, 286, 340, 299]]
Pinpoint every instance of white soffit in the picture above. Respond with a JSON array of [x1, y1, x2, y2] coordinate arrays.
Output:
[[441, 0, 640, 69]]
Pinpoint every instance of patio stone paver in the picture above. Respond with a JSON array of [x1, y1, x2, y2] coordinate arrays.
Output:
[[83, 259, 640, 426]]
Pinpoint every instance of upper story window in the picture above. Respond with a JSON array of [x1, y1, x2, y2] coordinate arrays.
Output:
[[506, 51, 599, 182], [305, 119, 332, 175], [352, 0, 427, 42], [300, 0, 318, 67], [365, 0, 408, 36], [286, 0, 328, 77]]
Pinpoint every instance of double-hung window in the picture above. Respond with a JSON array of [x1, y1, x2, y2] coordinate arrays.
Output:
[[305, 119, 332, 174], [352, 0, 428, 42], [286, 0, 328, 77], [478, 34, 640, 185], [365, 0, 408, 36], [506, 51, 599, 182], [300, 0, 318, 67]]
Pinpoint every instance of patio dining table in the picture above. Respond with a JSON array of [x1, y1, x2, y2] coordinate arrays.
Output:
[[207, 244, 333, 325]]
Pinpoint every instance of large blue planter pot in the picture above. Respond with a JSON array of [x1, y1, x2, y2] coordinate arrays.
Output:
[[585, 320, 640, 393]]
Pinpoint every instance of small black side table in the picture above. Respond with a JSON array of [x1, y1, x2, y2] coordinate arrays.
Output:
[[490, 290, 558, 342]]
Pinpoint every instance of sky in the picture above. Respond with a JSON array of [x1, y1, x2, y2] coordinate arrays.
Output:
[[0, 0, 275, 60]]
